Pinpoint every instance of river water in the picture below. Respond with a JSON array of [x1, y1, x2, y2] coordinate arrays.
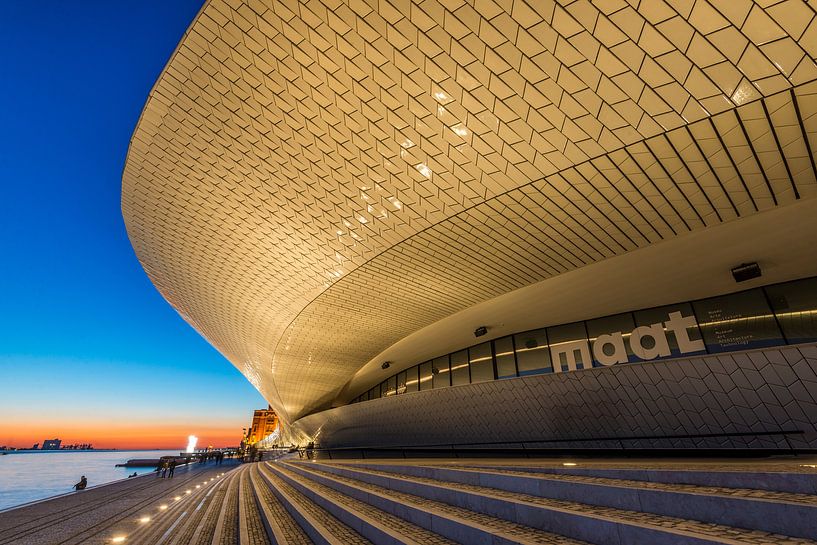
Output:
[[0, 450, 179, 511]]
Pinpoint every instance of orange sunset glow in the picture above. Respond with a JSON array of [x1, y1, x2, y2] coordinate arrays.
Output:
[[2, 420, 244, 450]]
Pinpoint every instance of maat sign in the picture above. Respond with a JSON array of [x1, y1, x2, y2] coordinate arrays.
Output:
[[550, 312, 704, 371]]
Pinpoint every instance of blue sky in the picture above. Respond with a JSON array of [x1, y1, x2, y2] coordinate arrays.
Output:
[[0, 1, 267, 449]]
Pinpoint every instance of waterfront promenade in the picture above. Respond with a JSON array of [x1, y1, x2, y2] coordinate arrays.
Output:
[[1, 456, 817, 544], [0, 460, 235, 545]]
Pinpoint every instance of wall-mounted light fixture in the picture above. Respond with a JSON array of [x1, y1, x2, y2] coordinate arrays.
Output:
[[731, 262, 761, 283], [381, 361, 391, 370], [474, 326, 488, 337]]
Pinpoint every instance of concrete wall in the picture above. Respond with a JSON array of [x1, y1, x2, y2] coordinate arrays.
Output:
[[289, 343, 817, 450]]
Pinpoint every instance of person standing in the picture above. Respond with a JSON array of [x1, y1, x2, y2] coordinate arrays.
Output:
[[168, 459, 176, 478]]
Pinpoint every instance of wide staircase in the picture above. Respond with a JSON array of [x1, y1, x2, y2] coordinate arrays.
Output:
[[131, 457, 817, 544]]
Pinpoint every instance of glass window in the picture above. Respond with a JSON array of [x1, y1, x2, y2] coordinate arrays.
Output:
[[494, 336, 517, 379], [433, 355, 451, 388], [383, 376, 397, 396], [368, 386, 379, 400], [765, 277, 817, 344], [514, 328, 551, 375], [586, 313, 636, 367], [450, 350, 469, 386], [633, 302, 705, 360], [469, 342, 494, 383], [396, 371, 407, 394], [404, 365, 419, 393], [419, 361, 433, 391], [693, 289, 783, 353], [547, 321, 590, 372]]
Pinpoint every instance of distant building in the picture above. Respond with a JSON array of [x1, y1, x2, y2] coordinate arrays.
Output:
[[41, 439, 61, 450], [246, 407, 278, 446]]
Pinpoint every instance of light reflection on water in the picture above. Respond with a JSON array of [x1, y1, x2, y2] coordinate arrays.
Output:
[[0, 450, 179, 511]]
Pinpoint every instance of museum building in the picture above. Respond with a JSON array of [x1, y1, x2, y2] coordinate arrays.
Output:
[[123, 0, 817, 450]]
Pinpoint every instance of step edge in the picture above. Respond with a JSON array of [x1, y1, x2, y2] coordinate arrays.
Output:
[[287, 461, 776, 545]]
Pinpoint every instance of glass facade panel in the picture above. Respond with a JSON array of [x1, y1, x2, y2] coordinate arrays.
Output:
[[547, 321, 590, 372], [586, 312, 636, 366], [765, 278, 817, 344], [432, 355, 451, 388], [514, 328, 551, 376], [633, 302, 705, 360], [419, 361, 433, 391], [450, 350, 469, 386], [351, 277, 817, 404], [469, 342, 494, 383], [404, 365, 420, 393], [396, 371, 407, 394], [383, 376, 397, 396], [693, 289, 783, 353], [494, 336, 517, 379]]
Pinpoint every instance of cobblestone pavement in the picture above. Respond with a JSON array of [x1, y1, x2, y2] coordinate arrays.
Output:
[[259, 463, 371, 545], [0, 461, 238, 545], [219, 472, 240, 545], [323, 462, 817, 545], [285, 462, 590, 545], [6, 456, 814, 545], [249, 464, 312, 545], [241, 470, 271, 545], [275, 462, 458, 545], [192, 475, 230, 545]]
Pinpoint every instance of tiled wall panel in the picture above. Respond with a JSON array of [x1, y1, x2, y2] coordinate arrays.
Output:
[[123, 0, 817, 423], [290, 343, 817, 450]]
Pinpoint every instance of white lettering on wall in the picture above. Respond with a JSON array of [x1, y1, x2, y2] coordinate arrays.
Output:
[[592, 332, 628, 366], [630, 323, 672, 360], [550, 339, 592, 373], [586, 312, 703, 367], [664, 311, 706, 353]]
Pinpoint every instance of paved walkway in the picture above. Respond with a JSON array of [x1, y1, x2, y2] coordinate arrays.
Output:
[[0, 460, 235, 545], [1, 456, 816, 544]]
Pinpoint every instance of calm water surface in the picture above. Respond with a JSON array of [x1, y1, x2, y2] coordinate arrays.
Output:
[[0, 450, 178, 511]]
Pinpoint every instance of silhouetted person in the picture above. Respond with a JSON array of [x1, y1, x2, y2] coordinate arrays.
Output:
[[160, 461, 169, 478], [129, 472, 138, 478], [168, 460, 177, 478], [74, 476, 87, 491]]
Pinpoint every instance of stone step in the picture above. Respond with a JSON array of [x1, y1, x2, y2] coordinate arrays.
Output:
[[333, 461, 817, 539], [247, 464, 313, 545], [239, 467, 272, 545], [124, 469, 235, 545], [262, 462, 460, 545], [274, 461, 592, 545], [285, 461, 817, 545], [211, 469, 240, 545], [460, 463, 817, 495], [166, 472, 234, 545], [255, 462, 372, 545], [190, 473, 232, 545]]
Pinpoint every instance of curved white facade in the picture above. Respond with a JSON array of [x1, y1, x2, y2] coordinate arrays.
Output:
[[123, 0, 817, 432]]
